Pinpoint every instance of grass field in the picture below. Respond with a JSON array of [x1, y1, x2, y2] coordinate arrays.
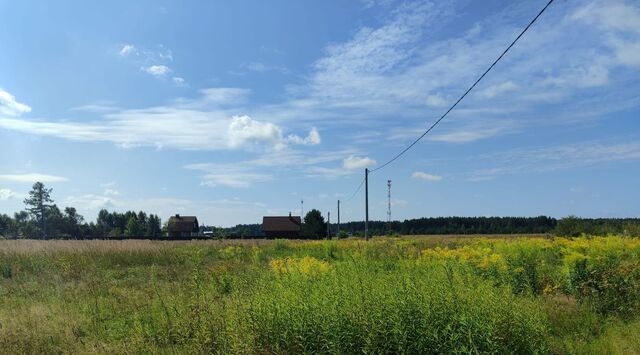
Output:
[[1, 235, 639, 354]]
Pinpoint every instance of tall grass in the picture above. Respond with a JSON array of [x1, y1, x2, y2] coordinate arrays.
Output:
[[0, 236, 638, 354]]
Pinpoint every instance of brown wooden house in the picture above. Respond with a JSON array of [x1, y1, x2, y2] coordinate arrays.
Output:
[[167, 214, 200, 238], [262, 213, 302, 238]]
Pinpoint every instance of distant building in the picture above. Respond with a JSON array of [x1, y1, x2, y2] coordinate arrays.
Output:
[[167, 214, 200, 238], [262, 213, 302, 238]]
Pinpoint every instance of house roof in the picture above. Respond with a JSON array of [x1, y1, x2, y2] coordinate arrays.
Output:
[[262, 216, 302, 232], [167, 215, 199, 232]]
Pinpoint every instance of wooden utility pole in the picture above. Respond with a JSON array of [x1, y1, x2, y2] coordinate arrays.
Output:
[[387, 180, 392, 223], [327, 211, 330, 239], [337, 200, 340, 235], [365, 168, 369, 241]]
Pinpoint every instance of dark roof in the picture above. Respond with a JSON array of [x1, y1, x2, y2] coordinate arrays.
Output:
[[262, 216, 302, 232], [168, 215, 199, 232]]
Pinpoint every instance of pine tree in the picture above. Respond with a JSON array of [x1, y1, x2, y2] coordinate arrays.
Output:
[[23, 182, 54, 239]]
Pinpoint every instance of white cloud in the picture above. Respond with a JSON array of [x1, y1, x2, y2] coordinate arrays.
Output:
[[412, 171, 442, 181], [65, 194, 116, 210], [227, 115, 286, 150], [0, 188, 17, 200], [172, 77, 187, 86], [286, 127, 321, 145], [429, 127, 507, 143], [142, 65, 171, 76], [0, 173, 68, 183], [198, 88, 251, 106], [118, 44, 137, 57], [468, 139, 640, 180], [246, 62, 266, 72], [0, 89, 31, 117], [391, 199, 408, 207], [425, 94, 447, 107], [184, 162, 273, 188], [570, 2, 640, 68], [200, 173, 272, 188], [70, 101, 119, 113], [103, 188, 120, 196], [343, 155, 376, 170], [480, 81, 518, 98], [242, 62, 290, 75], [118, 43, 172, 62], [0, 89, 321, 152]]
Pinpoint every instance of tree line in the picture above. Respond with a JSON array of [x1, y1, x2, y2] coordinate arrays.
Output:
[[2, 182, 639, 239], [205, 215, 640, 239], [0, 182, 161, 239]]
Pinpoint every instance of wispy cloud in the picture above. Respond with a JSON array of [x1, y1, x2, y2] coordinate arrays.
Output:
[[0, 89, 31, 117], [184, 163, 273, 188], [118, 44, 137, 57], [103, 188, 120, 196], [0, 89, 320, 152], [142, 65, 171, 76], [259, 0, 640, 149], [0, 173, 68, 183], [172, 76, 187, 87], [479, 81, 518, 98], [343, 155, 376, 170], [0, 188, 18, 200], [242, 62, 290, 75], [412, 171, 442, 181], [70, 100, 119, 113], [468, 139, 640, 181], [65, 194, 116, 210], [117, 43, 172, 62]]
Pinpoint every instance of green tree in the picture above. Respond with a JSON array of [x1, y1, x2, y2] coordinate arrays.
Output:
[[146, 214, 162, 238], [45, 204, 65, 238], [0, 214, 13, 238], [124, 216, 142, 237], [137, 211, 148, 235], [23, 182, 54, 239], [63, 207, 84, 238], [302, 209, 326, 239], [555, 215, 583, 237]]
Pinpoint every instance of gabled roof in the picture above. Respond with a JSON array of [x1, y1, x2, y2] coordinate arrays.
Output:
[[168, 215, 199, 232], [262, 216, 302, 232]]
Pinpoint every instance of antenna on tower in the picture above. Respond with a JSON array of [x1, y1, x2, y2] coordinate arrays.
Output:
[[387, 180, 392, 223]]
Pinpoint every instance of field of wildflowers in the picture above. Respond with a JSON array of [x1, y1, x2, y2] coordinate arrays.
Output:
[[0, 236, 639, 354]]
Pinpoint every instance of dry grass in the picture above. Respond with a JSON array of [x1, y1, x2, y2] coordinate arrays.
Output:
[[0, 238, 274, 254], [0, 234, 548, 255]]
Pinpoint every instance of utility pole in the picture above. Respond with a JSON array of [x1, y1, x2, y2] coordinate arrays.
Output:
[[327, 211, 330, 239], [387, 180, 392, 223], [301, 199, 304, 218], [365, 168, 369, 241], [337, 200, 340, 235]]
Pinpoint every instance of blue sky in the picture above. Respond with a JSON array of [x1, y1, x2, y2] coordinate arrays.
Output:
[[1, 0, 639, 226]]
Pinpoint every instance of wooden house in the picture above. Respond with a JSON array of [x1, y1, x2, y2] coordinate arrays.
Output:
[[262, 213, 302, 238], [167, 214, 199, 238]]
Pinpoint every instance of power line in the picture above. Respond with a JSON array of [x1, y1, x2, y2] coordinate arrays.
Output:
[[343, 177, 365, 203], [370, 0, 555, 173]]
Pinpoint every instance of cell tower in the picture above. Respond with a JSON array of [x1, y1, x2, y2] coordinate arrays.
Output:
[[387, 180, 392, 222]]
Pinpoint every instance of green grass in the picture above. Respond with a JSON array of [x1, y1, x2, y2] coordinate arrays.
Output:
[[0, 236, 639, 354]]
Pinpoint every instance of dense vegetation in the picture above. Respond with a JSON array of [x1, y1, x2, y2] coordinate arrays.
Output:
[[1, 236, 639, 354], [2, 182, 639, 239], [204, 216, 640, 239]]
